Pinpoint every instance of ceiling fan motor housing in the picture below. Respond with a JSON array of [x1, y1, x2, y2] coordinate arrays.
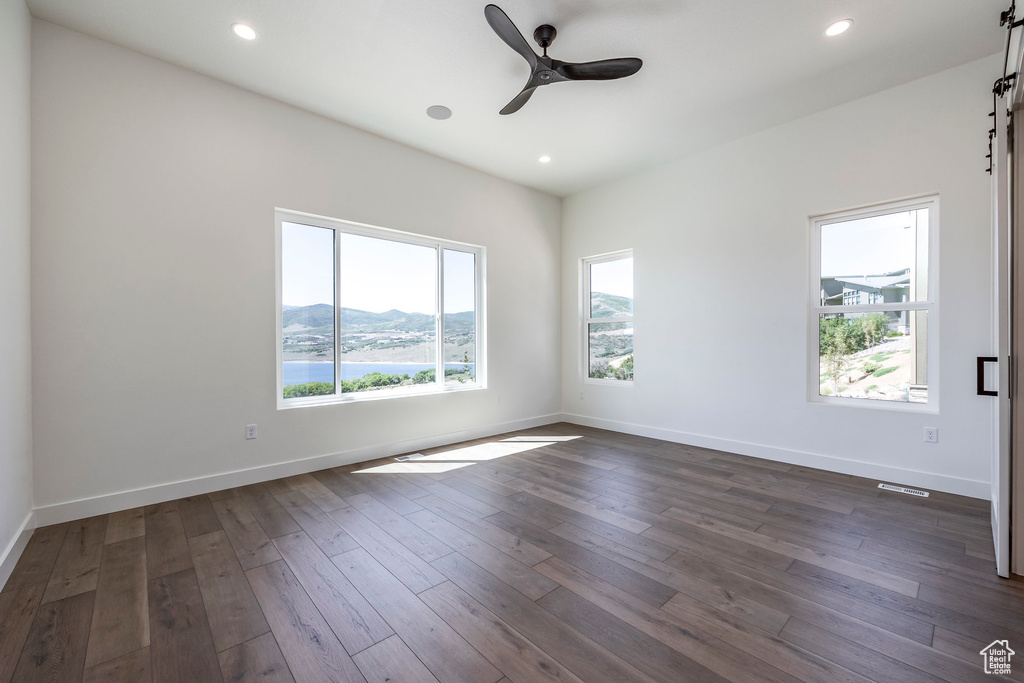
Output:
[[533, 24, 557, 50]]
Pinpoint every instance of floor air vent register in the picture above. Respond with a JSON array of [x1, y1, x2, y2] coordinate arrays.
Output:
[[878, 483, 930, 497]]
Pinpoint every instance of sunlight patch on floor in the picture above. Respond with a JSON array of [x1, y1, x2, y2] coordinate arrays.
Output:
[[355, 435, 579, 475], [501, 435, 582, 442], [353, 461, 472, 474], [411, 440, 555, 462]]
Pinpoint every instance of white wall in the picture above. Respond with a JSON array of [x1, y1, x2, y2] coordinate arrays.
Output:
[[30, 21, 561, 522], [562, 55, 998, 498], [0, 0, 34, 584]]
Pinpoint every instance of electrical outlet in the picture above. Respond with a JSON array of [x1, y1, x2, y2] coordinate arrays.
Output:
[[579, 391, 584, 400], [923, 427, 937, 443], [246, 424, 257, 440]]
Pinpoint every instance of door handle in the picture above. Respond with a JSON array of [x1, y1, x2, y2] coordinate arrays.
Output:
[[978, 356, 998, 396]]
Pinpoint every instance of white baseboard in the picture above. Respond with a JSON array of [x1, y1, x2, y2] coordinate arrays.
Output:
[[29, 409, 989, 528], [32, 413, 563, 526], [0, 511, 36, 591], [562, 412, 990, 500]]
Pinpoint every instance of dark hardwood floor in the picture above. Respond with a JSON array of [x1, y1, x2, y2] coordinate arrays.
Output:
[[2, 422, 1021, 682]]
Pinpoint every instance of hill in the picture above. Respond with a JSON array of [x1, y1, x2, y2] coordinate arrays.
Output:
[[282, 303, 334, 329], [591, 291, 633, 318], [282, 304, 474, 333]]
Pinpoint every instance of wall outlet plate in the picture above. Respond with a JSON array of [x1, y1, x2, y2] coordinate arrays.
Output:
[[923, 427, 937, 443], [246, 424, 257, 440]]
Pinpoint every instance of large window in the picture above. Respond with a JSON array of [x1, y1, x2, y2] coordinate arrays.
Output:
[[582, 251, 634, 382], [810, 196, 937, 407], [278, 210, 483, 407]]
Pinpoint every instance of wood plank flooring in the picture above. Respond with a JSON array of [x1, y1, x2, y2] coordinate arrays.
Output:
[[2, 423, 1022, 682]]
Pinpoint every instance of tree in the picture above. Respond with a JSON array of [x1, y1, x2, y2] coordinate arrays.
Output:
[[820, 318, 856, 392], [858, 312, 889, 349]]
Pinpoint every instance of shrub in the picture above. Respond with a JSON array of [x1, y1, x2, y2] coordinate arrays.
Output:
[[341, 371, 410, 393], [283, 382, 335, 398], [872, 366, 897, 377], [590, 360, 610, 379], [607, 355, 634, 381], [866, 384, 878, 390], [413, 369, 436, 384], [621, 355, 634, 374], [357, 372, 402, 388], [861, 362, 881, 374]]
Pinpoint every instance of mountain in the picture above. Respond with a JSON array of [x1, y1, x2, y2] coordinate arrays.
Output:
[[282, 304, 475, 332], [591, 291, 633, 318], [282, 303, 477, 363], [376, 309, 408, 321], [283, 303, 334, 328]]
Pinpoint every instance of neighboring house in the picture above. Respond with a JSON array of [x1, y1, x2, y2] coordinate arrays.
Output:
[[820, 268, 911, 331], [820, 267, 927, 389]]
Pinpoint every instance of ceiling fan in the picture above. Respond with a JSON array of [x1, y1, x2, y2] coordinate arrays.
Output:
[[484, 4, 643, 115]]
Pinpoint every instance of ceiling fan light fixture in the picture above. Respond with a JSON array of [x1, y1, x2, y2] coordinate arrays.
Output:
[[825, 19, 853, 37], [539, 155, 552, 163], [232, 23, 257, 40]]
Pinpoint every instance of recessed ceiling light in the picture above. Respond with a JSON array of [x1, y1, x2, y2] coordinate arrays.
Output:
[[825, 19, 853, 37], [232, 23, 257, 40], [426, 105, 452, 120], [539, 155, 552, 164]]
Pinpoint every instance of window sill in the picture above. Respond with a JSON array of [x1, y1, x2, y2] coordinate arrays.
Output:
[[809, 394, 937, 414], [584, 378, 634, 387], [278, 383, 485, 410]]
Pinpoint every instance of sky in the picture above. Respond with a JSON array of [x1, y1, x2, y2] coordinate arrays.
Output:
[[282, 222, 475, 313], [591, 257, 633, 299], [820, 209, 926, 276]]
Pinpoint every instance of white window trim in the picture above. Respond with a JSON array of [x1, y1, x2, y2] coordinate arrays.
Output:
[[581, 249, 634, 386], [276, 208, 486, 409], [807, 194, 939, 412]]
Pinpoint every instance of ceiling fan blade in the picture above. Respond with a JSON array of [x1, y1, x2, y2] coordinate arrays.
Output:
[[484, 4, 538, 70], [499, 86, 538, 115], [556, 57, 643, 81]]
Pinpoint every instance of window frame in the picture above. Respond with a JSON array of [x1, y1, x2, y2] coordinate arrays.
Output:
[[581, 250, 634, 386], [807, 194, 939, 411], [276, 208, 486, 409]]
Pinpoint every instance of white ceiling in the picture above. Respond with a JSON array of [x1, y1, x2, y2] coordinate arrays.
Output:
[[26, 0, 1006, 196]]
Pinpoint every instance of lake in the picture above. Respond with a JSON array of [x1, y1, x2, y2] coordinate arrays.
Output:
[[283, 361, 474, 385]]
